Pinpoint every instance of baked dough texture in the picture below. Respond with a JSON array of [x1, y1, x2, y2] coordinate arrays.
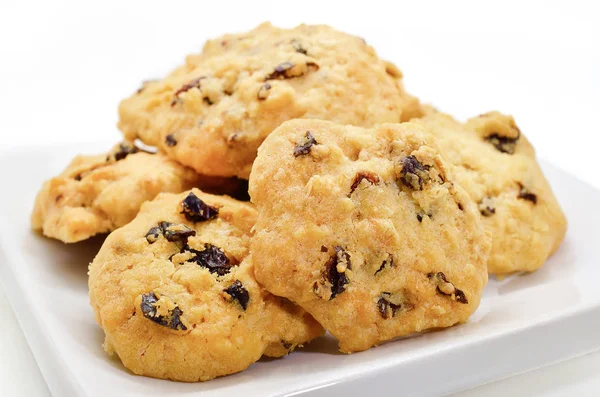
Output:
[[249, 119, 489, 352], [118, 22, 423, 178], [31, 143, 200, 243], [413, 110, 567, 274], [88, 189, 323, 381]]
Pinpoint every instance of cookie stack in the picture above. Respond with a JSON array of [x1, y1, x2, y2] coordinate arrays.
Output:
[[31, 22, 567, 382]]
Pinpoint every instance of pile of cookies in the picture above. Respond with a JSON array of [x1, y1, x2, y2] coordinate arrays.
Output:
[[31, 22, 567, 382]]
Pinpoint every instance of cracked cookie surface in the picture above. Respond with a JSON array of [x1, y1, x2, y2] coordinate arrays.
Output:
[[413, 111, 567, 274], [249, 119, 489, 353], [31, 142, 201, 243], [118, 22, 423, 179], [88, 189, 323, 381]]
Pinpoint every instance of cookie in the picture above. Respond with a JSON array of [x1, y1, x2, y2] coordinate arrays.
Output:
[[249, 119, 490, 353], [412, 111, 567, 274], [118, 22, 423, 179], [88, 189, 324, 381], [31, 142, 247, 243]]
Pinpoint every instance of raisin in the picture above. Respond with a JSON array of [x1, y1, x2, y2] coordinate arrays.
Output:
[[374, 254, 394, 275], [399, 155, 430, 190], [417, 214, 423, 222], [74, 174, 82, 181], [265, 62, 295, 80], [172, 77, 205, 98], [181, 192, 219, 222], [165, 134, 177, 147], [160, 222, 196, 243], [257, 83, 271, 100], [454, 289, 468, 304], [140, 292, 187, 330], [145, 226, 163, 244], [320, 245, 328, 253], [479, 197, 496, 216], [377, 292, 406, 319], [145, 222, 195, 245], [291, 39, 308, 55], [223, 280, 249, 310], [328, 247, 351, 298], [185, 244, 232, 276], [484, 132, 520, 154], [458, 202, 464, 211], [428, 272, 468, 304], [517, 184, 537, 204], [293, 131, 318, 157], [314, 246, 351, 300], [113, 143, 139, 161], [265, 61, 318, 80], [349, 171, 380, 195]]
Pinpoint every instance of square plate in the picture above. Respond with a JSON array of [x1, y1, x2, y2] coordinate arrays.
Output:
[[1, 143, 599, 397]]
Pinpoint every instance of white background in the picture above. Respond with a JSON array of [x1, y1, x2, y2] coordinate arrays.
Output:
[[0, 0, 599, 396]]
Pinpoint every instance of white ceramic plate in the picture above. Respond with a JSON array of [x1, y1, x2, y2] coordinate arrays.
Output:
[[1, 143, 599, 397]]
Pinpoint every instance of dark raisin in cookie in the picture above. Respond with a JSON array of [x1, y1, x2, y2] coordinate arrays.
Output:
[[31, 142, 199, 243], [89, 189, 323, 381], [118, 22, 423, 179], [412, 110, 567, 274], [250, 119, 489, 353]]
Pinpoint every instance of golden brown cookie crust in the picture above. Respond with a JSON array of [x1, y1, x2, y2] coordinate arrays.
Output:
[[413, 111, 567, 274], [249, 119, 489, 353], [118, 22, 423, 178], [88, 189, 323, 381], [31, 143, 200, 243]]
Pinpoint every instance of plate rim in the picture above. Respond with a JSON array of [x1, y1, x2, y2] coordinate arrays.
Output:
[[1, 144, 599, 397]]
